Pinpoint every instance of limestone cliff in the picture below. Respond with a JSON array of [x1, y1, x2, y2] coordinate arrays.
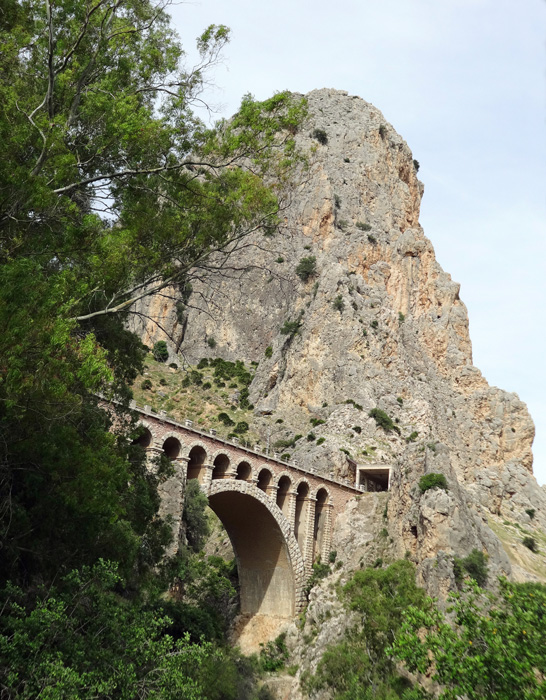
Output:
[[132, 87, 545, 596]]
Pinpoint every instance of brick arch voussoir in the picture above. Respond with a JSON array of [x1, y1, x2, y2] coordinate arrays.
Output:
[[209, 447, 234, 465], [208, 480, 306, 607], [234, 456, 256, 480], [182, 439, 210, 461], [294, 476, 312, 495], [159, 430, 186, 451], [313, 485, 333, 504], [135, 419, 157, 447], [274, 470, 295, 489]]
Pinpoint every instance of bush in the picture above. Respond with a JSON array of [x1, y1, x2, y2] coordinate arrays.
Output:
[[197, 358, 209, 369], [418, 473, 448, 493], [280, 319, 302, 336], [352, 426, 361, 434], [346, 399, 363, 411], [207, 337, 216, 348], [333, 295, 344, 312], [369, 407, 400, 435], [152, 340, 169, 362], [406, 431, 418, 443], [397, 396, 403, 405], [280, 453, 290, 461], [525, 508, 536, 519], [234, 421, 249, 434], [218, 412, 235, 427], [310, 418, 325, 427], [413, 159, 420, 172], [371, 320, 378, 329], [304, 560, 331, 598], [356, 221, 372, 231], [312, 128, 328, 145], [295, 256, 317, 282], [259, 633, 289, 672], [159, 378, 167, 386], [264, 345, 273, 358], [169, 363, 178, 369], [368, 234, 377, 244], [334, 194, 341, 209], [523, 536, 538, 553], [379, 124, 387, 138], [190, 370, 203, 385], [141, 379, 152, 390], [453, 549, 489, 587], [398, 312, 405, 324], [275, 256, 284, 263], [307, 432, 316, 441], [316, 437, 325, 445]]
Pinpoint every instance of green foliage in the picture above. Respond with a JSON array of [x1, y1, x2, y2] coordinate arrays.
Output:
[[413, 159, 420, 172], [418, 473, 448, 493], [280, 453, 291, 461], [525, 508, 536, 519], [259, 633, 289, 672], [312, 128, 328, 145], [356, 221, 372, 231], [352, 425, 362, 434], [190, 370, 204, 385], [295, 255, 317, 282], [333, 295, 345, 311], [207, 337, 217, 349], [234, 421, 249, 434], [379, 124, 387, 138], [522, 536, 538, 552], [310, 418, 326, 427], [328, 551, 338, 563], [369, 407, 400, 435], [406, 431, 419, 443], [307, 432, 316, 441], [398, 312, 405, 324], [453, 549, 489, 587], [368, 234, 377, 244], [305, 560, 331, 598], [0, 560, 217, 700], [305, 561, 430, 699], [397, 396, 404, 405], [141, 378, 153, 390], [346, 399, 363, 411], [183, 480, 210, 553], [334, 194, 342, 209], [275, 256, 285, 263], [218, 412, 235, 427], [264, 345, 273, 358], [316, 437, 326, 445], [198, 358, 210, 369], [153, 340, 169, 362], [280, 318, 303, 336], [169, 363, 178, 369], [392, 578, 546, 699], [371, 319, 379, 328]]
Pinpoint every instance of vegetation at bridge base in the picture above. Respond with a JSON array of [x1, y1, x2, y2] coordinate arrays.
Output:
[[302, 560, 430, 699], [0, 0, 305, 696]]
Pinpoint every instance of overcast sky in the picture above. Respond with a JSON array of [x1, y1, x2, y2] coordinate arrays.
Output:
[[168, 0, 546, 484]]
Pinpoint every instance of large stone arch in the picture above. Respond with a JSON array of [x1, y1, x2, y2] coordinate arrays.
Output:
[[207, 480, 305, 621]]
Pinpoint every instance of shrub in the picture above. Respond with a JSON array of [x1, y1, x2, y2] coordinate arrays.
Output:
[[280, 453, 290, 461], [275, 256, 284, 263], [295, 256, 317, 282], [352, 426, 361, 434], [333, 295, 344, 312], [197, 358, 209, 369], [312, 128, 328, 145], [304, 560, 331, 598], [316, 437, 325, 445], [413, 159, 420, 172], [398, 312, 405, 324], [190, 370, 203, 385], [344, 157, 350, 163], [346, 399, 363, 411], [275, 418, 283, 424], [264, 345, 273, 358], [356, 221, 372, 231], [181, 376, 191, 388], [337, 219, 349, 231], [523, 536, 538, 553], [259, 633, 289, 672], [218, 412, 235, 427], [328, 551, 337, 563], [368, 234, 377, 244], [418, 473, 448, 493], [207, 337, 216, 348], [397, 396, 403, 405], [280, 318, 302, 336], [202, 382, 211, 390], [334, 194, 341, 209], [152, 340, 169, 362], [371, 320, 378, 329], [169, 363, 178, 369], [159, 378, 167, 386], [234, 421, 249, 434], [406, 431, 418, 443], [379, 124, 387, 138], [453, 549, 488, 587], [310, 418, 325, 427], [141, 379, 152, 390], [307, 432, 316, 441], [525, 508, 536, 519], [369, 407, 400, 434]]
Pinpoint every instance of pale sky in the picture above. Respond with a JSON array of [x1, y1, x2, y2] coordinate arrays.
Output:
[[168, 0, 546, 484]]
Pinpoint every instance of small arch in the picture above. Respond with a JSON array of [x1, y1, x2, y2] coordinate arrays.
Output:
[[163, 436, 181, 459], [132, 426, 152, 448], [236, 460, 252, 481], [212, 453, 231, 480], [257, 468, 273, 492], [276, 475, 292, 518], [187, 445, 208, 482], [294, 481, 310, 551], [313, 488, 330, 562]]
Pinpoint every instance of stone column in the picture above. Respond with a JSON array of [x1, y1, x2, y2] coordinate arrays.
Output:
[[320, 504, 334, 563], [286, 489, 298, 532], [200, 463, 214, 492], [144, 446, 162, 473], [303, 496, 317, 575], [158, 456, 189, 558], [266, 484, 278, 503]]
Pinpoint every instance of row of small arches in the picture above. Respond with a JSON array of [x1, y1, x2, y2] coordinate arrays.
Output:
[[133, 425, 332, 520]]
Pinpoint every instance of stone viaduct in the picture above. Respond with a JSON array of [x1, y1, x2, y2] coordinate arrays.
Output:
[[130, 403, 362, 624]]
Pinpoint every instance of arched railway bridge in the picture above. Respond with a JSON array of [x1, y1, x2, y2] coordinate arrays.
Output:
[[128, 402, 388, 644]]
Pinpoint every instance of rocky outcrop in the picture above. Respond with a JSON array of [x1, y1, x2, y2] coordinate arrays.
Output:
[[132, 88, 546, 603]]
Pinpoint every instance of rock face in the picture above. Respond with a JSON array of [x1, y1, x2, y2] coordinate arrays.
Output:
[[132, 88, 546, 656]]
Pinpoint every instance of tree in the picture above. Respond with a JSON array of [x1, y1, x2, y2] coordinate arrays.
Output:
[[391, 579, 546, 700], [0, 0, 306, 586], [303, 560, 430, 699]]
